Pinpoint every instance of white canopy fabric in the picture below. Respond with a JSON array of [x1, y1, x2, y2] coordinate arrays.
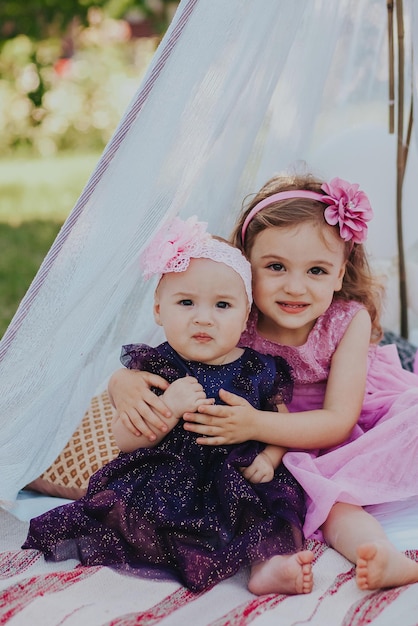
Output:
[[1, 0, 417, 501]]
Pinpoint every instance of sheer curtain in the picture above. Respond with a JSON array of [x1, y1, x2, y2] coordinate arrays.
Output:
[[1, 0, 416, 501]]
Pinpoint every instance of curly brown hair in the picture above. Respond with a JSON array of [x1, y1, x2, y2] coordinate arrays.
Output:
[[230, 173, 384, 342]]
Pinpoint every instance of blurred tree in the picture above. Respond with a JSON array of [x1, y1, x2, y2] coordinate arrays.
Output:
[[0, 0, 179, 42]]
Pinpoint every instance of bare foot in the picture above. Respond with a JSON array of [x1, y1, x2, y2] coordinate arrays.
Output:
[[356, 542, 418, 590], [248, 550, 314, 596]]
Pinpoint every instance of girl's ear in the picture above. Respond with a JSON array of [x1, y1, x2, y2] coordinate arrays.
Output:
[[335, 263, 346, 292]]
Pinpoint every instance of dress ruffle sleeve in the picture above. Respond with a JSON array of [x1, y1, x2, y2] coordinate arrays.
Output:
[[120, 343, 181, 383]]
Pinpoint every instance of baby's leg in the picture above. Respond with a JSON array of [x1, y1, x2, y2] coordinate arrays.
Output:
[[248, 551, 314, 595], [322, 502, 418, 590]]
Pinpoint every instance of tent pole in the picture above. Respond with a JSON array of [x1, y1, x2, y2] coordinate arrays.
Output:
[[387, 0, 395, 133], [395, 0, 409, 338], [402, 99, 414, 184]]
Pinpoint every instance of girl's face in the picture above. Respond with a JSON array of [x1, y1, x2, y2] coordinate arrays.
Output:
[[154, 258, 250, 364], [249, 221, 346, 346]]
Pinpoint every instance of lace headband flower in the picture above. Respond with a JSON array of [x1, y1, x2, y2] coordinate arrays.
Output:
[[141, 215, 253, 303], [141, 216, 209, 279], [241, 177, 373, 244]]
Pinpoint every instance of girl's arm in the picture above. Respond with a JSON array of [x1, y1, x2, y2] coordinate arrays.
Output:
[[108, 368, 172, 441], [112, 376, 210, 452], [112, 405, 179, 452], [183, 309, 371, 449]]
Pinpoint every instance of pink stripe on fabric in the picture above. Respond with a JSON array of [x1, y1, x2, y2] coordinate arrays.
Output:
[[0, 550, 41, 579], [209, 595, 288, 626], [104, 587, 202, 626], [342, 587, 406, 625], [0, 566, 99, 624], [0, 0, 199, 361]]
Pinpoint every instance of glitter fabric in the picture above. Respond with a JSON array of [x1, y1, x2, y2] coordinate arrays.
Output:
[[23, 345, 305, 593], [241, 298, 418, 539]]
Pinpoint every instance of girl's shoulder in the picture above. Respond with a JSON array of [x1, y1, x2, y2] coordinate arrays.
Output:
[[315, 299, 365, 340]]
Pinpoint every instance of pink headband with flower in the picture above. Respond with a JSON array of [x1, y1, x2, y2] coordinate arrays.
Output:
[[141, 215, 253, 304], [241, 177, 373, 244]]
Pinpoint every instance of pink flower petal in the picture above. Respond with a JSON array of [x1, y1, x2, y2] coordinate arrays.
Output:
[[321, 177, 373, 244]]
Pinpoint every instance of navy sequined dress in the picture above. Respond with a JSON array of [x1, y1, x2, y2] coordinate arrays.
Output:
[[23, 343, 306, 592]]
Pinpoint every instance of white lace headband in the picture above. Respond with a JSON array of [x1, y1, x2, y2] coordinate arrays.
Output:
[[141, 216, 253, 304]]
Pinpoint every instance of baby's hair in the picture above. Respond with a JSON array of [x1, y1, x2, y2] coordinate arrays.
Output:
[[231, 173, 384, 342]]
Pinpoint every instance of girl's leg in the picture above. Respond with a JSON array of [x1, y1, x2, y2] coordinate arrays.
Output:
[[322, 502, 418, 590], [248, 550, 314, 595]]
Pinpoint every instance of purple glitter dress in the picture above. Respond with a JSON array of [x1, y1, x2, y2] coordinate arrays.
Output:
[[23, 344, 306, 592], [240, 299, 418, 539]]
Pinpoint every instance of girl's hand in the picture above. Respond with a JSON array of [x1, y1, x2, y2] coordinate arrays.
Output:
[[240, 451, 275, 484], [163, 377, 214, 417], [183, 388, 258, 445], [108, 368, 171, 442]]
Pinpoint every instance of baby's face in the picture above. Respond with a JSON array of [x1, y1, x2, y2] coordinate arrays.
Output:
[[154, 258, 250, 364]]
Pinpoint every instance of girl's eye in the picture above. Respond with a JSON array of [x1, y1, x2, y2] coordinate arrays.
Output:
[[216, 301, 230, 309], [308, 267, 326, 276], [267, 262, 285, 272], [179, 299, 193, 306]]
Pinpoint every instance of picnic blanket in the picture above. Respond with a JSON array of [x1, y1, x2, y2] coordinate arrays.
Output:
[[2, 497, 418, 625]]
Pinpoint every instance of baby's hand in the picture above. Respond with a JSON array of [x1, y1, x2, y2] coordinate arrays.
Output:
[[163, 377, 213, 418], [240, 451, 275, 484]]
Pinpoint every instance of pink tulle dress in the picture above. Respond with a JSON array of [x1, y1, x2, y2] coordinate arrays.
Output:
[[240, 299, 418, 539]]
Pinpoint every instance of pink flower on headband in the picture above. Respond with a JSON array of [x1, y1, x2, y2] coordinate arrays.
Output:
[[141, 216, 210, 279], [320, 177, 373, 244], [142, 215, 253, 302]]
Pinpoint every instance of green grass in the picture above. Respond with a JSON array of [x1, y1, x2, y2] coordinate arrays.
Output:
[[0, 220, 63, 334], [0, 152, 100, 337], [0, 152, 100, 224]]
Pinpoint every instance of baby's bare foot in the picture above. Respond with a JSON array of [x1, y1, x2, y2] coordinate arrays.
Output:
[[248, 550, 314, 596], [356, 542, 418, 590]]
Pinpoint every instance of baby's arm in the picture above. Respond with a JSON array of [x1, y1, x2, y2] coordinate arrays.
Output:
[[183, 309, 371, 449], [108, 368, 172, 441], [112, 376, 211, 452], [240, 444, 287, 483], [240, 403, 288, 484]]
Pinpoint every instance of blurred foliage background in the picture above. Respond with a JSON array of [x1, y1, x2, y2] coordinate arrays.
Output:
[[0, 0, 179, 336], [0, 0, 179, 157]]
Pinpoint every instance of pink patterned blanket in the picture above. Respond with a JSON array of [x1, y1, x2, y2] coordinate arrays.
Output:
[[2, 508, 418, 626]]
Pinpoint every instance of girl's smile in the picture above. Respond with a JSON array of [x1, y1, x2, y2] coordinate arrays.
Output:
[[277, 301, 310, 313]]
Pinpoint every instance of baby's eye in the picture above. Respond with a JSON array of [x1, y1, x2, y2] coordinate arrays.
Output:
[[267, 262, 285, 272], [179, 299, 193, 306], [216, 301, 230, 309], [308, 266, 326, 276]]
